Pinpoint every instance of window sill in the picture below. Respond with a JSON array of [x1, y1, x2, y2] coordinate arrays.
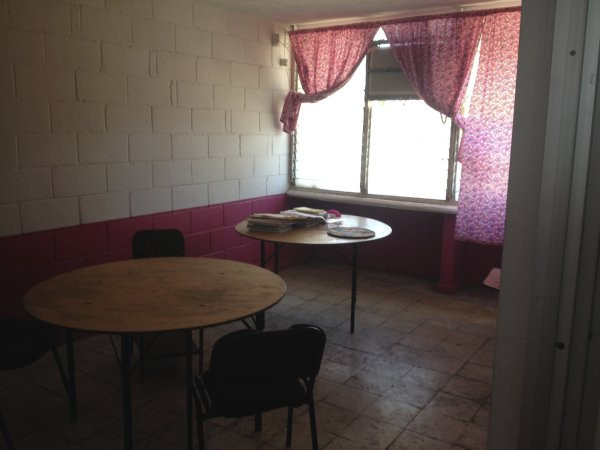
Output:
[[286, 189, 457, 214]]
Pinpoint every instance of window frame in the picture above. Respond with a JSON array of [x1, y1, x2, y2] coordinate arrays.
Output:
[[290, 36, 461, 208]]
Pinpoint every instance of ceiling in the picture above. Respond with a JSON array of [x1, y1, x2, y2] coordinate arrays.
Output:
[[205, 0, 518, 26]]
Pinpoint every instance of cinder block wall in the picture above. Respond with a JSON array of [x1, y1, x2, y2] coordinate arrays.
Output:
[[0, 0, 291, 238]]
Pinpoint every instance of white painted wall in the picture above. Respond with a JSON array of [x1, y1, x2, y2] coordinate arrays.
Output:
[[0, 0, 291, 237]]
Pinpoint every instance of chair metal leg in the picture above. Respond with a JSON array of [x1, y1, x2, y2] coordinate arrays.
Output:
[[139, 334, 144, 383], [192, 389, 205, 450], [198, 329, 204, 373], [65, 329, 77, 421], [254, 412, 262, 431], [286, 406, 293, 447], [121, 334, 133, 450], [185, 331, 193, 450], [196, 412, 205, 450], [308, 397, 319, 450], [0, 410, 15, 450], [51, 346, 77, 421]]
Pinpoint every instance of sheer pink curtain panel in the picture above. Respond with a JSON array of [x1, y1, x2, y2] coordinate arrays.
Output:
[[382, 13, 485, 119], [454, 9, 521, 244], [279, 25, 378, 133]]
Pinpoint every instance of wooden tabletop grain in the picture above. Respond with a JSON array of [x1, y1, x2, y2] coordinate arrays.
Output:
[[235, 214, 392, 245], [23, 257, 286, 334]]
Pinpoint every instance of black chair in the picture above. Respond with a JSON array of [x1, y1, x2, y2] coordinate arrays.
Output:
[[131, 229, 194, 381], [193, 324, 326, 450], [132, 229, 185, 259], [0, 319, 71, 450]]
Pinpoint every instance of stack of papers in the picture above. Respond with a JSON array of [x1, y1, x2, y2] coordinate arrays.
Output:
[[246, 208, 342, 233], [246, 213, 302, 233]]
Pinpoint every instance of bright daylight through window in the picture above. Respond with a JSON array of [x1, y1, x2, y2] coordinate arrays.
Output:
[[293, 28, 460, 204]]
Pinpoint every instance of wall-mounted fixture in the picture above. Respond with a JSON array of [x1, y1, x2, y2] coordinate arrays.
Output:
[[271, 33, 280, 46]]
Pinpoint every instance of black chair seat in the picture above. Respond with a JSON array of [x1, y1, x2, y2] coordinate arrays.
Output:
[[0, 319, 57, 370], [203, 372, 307, 417], [1, 318, 70, 450]]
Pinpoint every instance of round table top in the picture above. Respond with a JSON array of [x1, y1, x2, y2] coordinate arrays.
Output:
[[23, 257, 286, 334], [235, 214, 392, 245]]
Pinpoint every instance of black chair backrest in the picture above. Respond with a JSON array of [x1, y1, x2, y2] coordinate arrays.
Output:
[[209, 325, 326, 386], [0, 319, 57, 370], [132, 229, 185, 259]]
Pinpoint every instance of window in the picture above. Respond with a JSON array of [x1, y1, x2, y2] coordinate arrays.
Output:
[[292, 28, 461, 204]]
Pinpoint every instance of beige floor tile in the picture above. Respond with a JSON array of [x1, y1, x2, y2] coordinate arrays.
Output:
[[443, 376, 491, 403], [401, 333, 443, 351], [362, 356, 413, 380], [345, 369, 398, 395], [425, 392, 480, 422], [457, 363, 494, 384], [407, 409, 467, 444], [468, 349, 496, 367], [1, 262, 499, 450], [323, 436, 381, 449], [388, 430, 452, 450], [296, 402, 357, 435], [456, 423, 488, 450], [268, 419, 336, 449], [381, 344, 428, 367], [362, 396, 420, 428], [402, 366, 451, 390], [472, 403, 491, 428], [432, 340, 480, 360], [228, 409, 288, 442], [385, 379, 437, 408], [322, 384, 379, 413], [329, 347, 378, 369], [319, 360, 361, 384], [341, 415, 404, 448], [419, 353, 465, 375]]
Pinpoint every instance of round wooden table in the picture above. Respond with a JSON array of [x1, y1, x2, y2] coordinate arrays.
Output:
[[23, 257, 286, 450], [235, 214, 392, 333]]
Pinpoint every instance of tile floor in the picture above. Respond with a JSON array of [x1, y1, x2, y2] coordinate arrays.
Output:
[[0, 261, 498, 450]]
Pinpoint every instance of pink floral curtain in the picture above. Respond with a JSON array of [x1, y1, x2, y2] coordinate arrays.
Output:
[[382, 13, 485, 119], [279, 25, 378, 133], [454, 10, 521, 244]]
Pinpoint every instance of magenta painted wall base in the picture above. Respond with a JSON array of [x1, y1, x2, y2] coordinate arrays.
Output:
[[0, 194, 502, 319], [0, 195, 292, 317]]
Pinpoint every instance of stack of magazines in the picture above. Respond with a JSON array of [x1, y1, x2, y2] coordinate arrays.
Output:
[[246, 207, 342, 233], [246, 213, 300, 233]]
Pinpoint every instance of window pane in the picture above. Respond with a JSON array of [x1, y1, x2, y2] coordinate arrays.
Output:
[[294, 61, 366, 193], [367, 100, 451, 200]]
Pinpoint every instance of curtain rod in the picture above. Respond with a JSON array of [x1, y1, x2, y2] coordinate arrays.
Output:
[[294, 0, 521, 30]]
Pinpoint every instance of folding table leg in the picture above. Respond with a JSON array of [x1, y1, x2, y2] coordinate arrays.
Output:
[[65, 329, 77, 420], [121, 334, 133, 450], [350, 244, 358, 333], [186, 330, 194, 450]]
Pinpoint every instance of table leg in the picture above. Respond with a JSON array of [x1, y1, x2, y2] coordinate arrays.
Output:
[[274, 243, 279, 274], [121, 334, 133, 450], [351, 244, 358, 333], [256, 241, 268, 431], [255, 312, 265, 331], [65, 329, 77, 421], [257, 240, 267, 331], [197, 328, 204, 373], [186, 330, 193, 450]]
